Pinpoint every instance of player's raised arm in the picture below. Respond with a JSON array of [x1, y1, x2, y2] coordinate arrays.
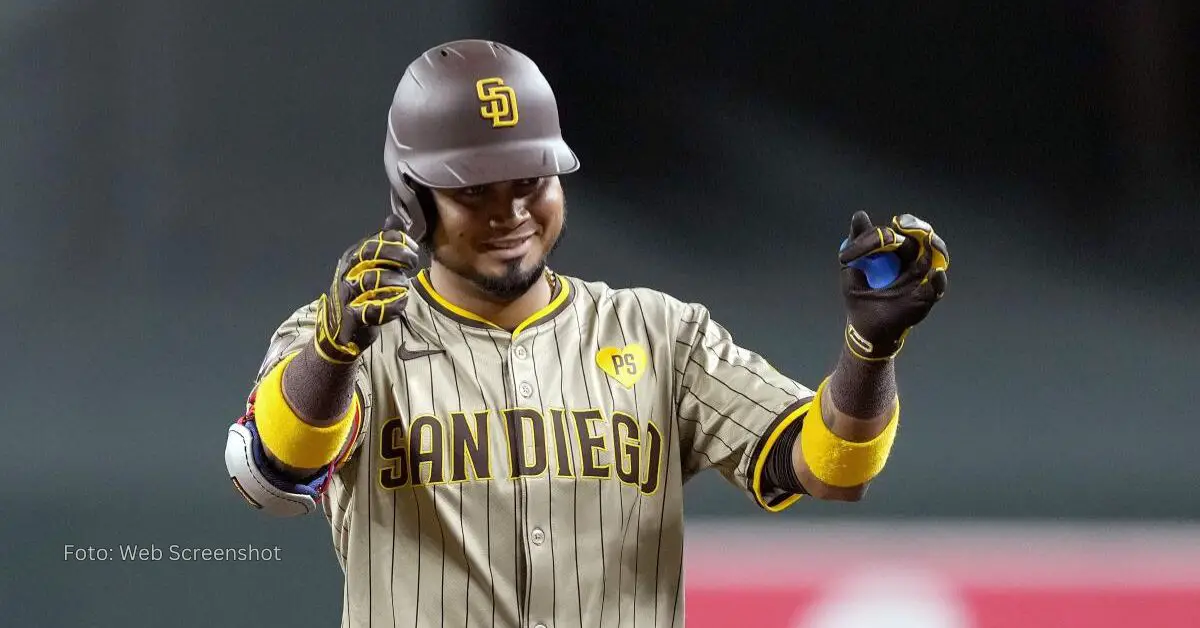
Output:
[[223, 217, 419, 516], [787, 211, 950, 501]]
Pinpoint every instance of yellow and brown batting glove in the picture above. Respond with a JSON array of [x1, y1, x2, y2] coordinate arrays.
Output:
[[839, 210, 950, 361], [314, 218, 420, 364]]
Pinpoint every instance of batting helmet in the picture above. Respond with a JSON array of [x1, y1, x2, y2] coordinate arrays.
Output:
[[384, 39, 580, 241]]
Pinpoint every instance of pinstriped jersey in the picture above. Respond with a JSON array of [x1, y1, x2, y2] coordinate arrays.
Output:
[[252, 268, 815, 628]]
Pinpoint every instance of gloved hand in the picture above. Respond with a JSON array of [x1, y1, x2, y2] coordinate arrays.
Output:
[[313, 216, 420, 363], [838, 210, 950, 360]]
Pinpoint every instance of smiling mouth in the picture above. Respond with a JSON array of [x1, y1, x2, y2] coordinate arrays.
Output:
[[484, 232, 536, 250]]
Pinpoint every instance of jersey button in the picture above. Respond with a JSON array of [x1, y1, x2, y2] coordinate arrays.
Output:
[[514, 345, 529, 360], [534, 624, 548, 628], [531, 528, 545, 546], [518, 382, 533, 398]]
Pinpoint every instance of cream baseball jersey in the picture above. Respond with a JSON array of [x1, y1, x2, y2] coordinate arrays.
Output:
[[253, 269, 815, 628]]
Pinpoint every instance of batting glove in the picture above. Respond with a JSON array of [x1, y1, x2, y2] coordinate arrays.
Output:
[[839, 210, 950, 361], [314, 217, 420, 364]]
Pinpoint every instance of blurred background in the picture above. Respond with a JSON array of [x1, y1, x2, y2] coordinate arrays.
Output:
[[2, 1, 1197, 626]]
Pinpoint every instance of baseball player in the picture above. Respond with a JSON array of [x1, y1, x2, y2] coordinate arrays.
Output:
[[224, 39, 950, 628]]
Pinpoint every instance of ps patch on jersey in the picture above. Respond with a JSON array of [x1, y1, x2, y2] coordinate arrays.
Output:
[[596, 343, 647, 388]]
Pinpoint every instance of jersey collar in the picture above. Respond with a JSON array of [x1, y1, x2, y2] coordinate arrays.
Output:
[[412, 268, 574, 339]]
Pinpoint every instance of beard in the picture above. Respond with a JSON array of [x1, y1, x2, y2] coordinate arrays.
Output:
[[462, 257, 548, 301], [433, 208, 566, 302]]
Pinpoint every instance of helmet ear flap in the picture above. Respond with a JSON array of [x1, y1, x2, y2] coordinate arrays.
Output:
[[389, 171, 437, 244], [388, 168, 434, 242], [387, 190, 415, 234], [385, 129, 433, 242]]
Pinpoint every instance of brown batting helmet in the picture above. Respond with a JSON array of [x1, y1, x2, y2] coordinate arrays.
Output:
[[384, 39, 580, 241]]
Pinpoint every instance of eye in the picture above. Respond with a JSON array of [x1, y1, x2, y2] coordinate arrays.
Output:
[[513, 177, 542, 195], [456, 185, 486, 199]]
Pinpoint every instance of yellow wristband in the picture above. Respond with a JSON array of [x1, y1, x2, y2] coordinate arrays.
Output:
[[254, 351, 357, 469], [800, 377, 899, 488]]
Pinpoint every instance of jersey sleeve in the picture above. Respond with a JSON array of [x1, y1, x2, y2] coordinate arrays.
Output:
[[672, 301, 815, 512], [251, 299, 374, 463]]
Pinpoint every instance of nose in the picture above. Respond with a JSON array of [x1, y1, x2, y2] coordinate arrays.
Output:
[[488, 196, 530, 228]]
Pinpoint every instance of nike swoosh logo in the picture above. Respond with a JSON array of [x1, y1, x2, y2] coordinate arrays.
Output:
[[397, 343, 445, 361]]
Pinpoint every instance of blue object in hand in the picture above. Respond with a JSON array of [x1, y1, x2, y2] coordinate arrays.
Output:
[[840, 237, 902, 289]]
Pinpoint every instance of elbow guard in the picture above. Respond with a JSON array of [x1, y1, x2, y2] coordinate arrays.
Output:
[[225, 417, 327, 517]]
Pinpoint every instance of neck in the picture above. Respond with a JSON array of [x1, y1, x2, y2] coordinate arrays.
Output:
[[428, 262, 553, 332]]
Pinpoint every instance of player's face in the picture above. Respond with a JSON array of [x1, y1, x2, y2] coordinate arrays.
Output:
[[428, 176, 566, 300]]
